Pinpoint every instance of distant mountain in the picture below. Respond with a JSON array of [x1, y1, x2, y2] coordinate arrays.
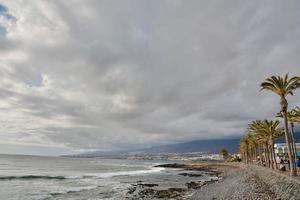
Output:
[[134, 138, 241, 154], [72, 138, 241, 157], [275, 131, 300, 143], [72, 132, 300, 157]]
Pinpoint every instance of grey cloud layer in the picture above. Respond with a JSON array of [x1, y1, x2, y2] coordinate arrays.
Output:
[[0, 0, 300, 154]]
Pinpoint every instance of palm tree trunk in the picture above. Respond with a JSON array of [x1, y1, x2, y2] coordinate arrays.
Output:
[[263, 145, 268, 167], [290, 122, 297, 160], [268, 140, 274, 169], [252, 146, 255, 162], [254, 146, 257, 161], [265, 145, 270, 168], [249, 146, 253, 163], [281, 97, 297, 176], [261, 144, 265, 164], [259, 144, 263, 165], [270, 145, 274, 169], [271, 140, 277, 170]]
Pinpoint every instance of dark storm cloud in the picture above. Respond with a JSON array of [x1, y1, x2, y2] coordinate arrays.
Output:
[[0, 0, 300, 154]]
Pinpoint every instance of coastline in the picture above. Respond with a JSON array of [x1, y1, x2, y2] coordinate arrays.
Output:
[[187, 162, 300, 200], [126, 162, 300, 200], [2, 154, 300, 199], [124, 162, 226, 199]]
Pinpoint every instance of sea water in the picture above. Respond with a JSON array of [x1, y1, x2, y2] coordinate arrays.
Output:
[[0, 154, 177, 200]]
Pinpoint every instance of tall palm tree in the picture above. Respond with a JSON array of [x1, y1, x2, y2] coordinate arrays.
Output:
[[276, 111, 297, 160], [259, 120, 284, 170], [245, 133, 257, 162], [248, 120, 267, 165], [240, 139, 249, 163], [290, 107, 300, 157], [240, 134, 256, 164], [248, 120, 283, 169], [260, 74, 300, 176]]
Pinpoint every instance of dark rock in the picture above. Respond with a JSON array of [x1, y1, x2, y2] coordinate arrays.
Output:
[[156, 190, 176, 198], [156, 188, 187, 198], [178, 172, 202, 177], [138, 188, 155, 196], [137, 183, 159, 187], [135, 187, 187, 199], [154, 163, 223, 174], [184, 166, 211, 171], [186, 181, 204, 189], [154, 163, 187, 168], [127, 186, 136, 194]]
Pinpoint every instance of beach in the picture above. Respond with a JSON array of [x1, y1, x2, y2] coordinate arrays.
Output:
[[1, 154, 300, 199], [186, 163, 300, 200], [138, 162, 300, 200]]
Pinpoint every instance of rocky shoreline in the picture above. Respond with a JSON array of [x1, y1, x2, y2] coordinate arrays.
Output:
[[124, 162, 300, 199], [124, 162, 225, 199], [189, 163, 300, 200]]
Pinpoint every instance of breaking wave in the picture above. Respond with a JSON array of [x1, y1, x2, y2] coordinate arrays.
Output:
[[82, 167, 165, 178], [0, 167, 165, 181]]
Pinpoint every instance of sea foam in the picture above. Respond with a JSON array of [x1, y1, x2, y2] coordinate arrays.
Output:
[[82, 167, 165, 179]]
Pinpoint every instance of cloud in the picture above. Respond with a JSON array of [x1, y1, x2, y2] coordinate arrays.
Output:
[[0, 0, 300, 155]]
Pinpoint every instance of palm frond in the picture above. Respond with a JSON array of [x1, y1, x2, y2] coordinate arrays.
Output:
[[260, 74, 300, 97]]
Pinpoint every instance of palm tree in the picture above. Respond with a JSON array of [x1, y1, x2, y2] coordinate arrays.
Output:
[[260, 74, 300, 176], [240, 136, 253, 164], [248, 120, 283, 169], [260, 120, 284, 170], [290, 107, 300, 157], [239, 132, 257, 164], [277, 111, 297, 160], [245, 133, 257, 162], [240, 139, 249, 163], [291, 106, 300, 123], [220, 148, 229, 160], [248, 120, 266, 165]]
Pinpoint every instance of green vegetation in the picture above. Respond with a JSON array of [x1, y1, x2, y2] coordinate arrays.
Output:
[[220, 148, 229, 159], [240, 74, 300, 176]]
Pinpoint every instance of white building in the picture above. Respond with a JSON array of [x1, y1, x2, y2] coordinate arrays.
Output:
[[274, 143, 300, 157]]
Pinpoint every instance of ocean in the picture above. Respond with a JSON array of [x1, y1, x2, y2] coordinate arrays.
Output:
[[0, 154, 217, 200]]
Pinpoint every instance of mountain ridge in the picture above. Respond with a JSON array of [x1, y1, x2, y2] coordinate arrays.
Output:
[[74, 138, 241, 157], [72, 132, 300, 157]]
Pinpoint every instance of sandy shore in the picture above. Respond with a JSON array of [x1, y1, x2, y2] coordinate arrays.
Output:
[[188, 162, 300, 200]]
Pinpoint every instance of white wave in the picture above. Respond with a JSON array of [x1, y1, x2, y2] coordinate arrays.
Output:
[[67, 175, 84, 179], [84, 167, 165, 178]]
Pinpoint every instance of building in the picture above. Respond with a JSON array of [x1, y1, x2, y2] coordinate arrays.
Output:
[[274, 143, 300, 158]]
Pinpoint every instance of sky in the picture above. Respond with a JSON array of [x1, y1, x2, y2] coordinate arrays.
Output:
[[0, 0, 300, 156]]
